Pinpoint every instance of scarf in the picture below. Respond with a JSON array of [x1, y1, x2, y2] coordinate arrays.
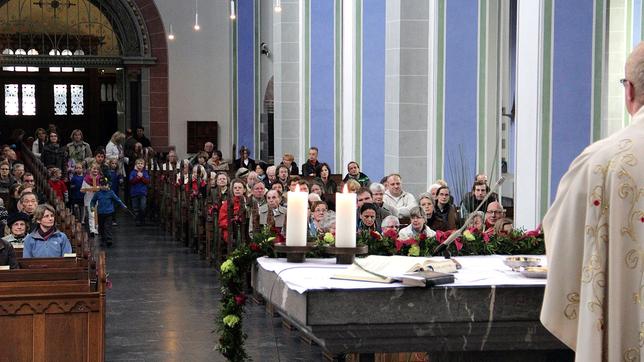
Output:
[[37, 226, 56, 240]]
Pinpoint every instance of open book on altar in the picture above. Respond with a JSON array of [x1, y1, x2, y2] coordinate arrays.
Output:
[[331, 255, 457, 286]]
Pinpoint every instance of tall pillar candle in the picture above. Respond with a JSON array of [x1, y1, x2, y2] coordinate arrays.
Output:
[[335, 185, 356, 247], [285, 184, 308, 246]]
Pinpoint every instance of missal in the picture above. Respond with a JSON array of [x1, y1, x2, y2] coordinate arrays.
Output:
[[331, 255, 457, 286]]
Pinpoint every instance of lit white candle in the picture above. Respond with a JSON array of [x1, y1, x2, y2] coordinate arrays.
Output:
[[285, 184, 308, 246], [335, 184, 356, 247]]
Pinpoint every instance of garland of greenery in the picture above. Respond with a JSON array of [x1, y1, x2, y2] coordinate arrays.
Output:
[[217, 225, 544, 361]]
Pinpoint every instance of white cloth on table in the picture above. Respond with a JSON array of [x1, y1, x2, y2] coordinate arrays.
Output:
[[540, 106, 644, 361], [256, 255, 546, 294]]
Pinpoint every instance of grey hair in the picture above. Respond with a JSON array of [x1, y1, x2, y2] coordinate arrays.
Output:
[[418, 192, 433, 202], [381, 215, 400, 229], [369, 182, 385, 193], [320, 211, 336, 232]]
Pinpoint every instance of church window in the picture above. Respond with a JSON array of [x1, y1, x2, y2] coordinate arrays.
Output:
[[4, 84, 36, 116], [71, 85, 84, 115], [14, 49, 26, 72], [2, 49, 14, 71], [4, 84, 19, 115], [27, 49, 39, 72], [54, 84, 68, 115]]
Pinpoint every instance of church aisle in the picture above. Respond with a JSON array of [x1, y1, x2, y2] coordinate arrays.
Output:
[[105, 213, 323, 361]]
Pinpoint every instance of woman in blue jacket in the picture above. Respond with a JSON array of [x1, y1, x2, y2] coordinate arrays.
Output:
[[23, 204, 72, 258]]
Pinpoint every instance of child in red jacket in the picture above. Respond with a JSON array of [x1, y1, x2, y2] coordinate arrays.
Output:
[[48, 167, 68, 203]]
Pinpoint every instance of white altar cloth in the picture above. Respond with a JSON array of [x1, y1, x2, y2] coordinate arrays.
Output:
[[256, 255, 547, 294]]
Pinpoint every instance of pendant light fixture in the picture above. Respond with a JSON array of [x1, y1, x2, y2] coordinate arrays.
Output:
[[168, 24, 175, 40], [193, 0, 200, 31], [229, 0, 236, 20]]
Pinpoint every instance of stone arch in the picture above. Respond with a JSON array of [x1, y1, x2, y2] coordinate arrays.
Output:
[[0, 0, 169, 148]]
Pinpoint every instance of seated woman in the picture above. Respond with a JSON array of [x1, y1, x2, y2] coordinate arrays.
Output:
[[417, 192, 436, 226], [0, 238, 19, 269], [429, 186, 458, 231], [381, 215, 400, 235], [357, 203, 381, 233], [315, 163, 336, 192], [2, 212, 30, 244], [22, 204, 72, 258], [218, 179, 247, 243], [342, 161, 370, 187], [208, 150, 229, 171], [398, 206, 436, 239], [308, 201, 327, 237], [258, 189, 287, 233], [466, 211, 485, 232]]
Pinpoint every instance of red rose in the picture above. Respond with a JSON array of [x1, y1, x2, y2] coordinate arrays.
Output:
[[482, 230, 493, 243], [418, 233, 427, 241], [370, 230, 382, 240], [454, 238, 463, 251], [234, 293, 247, 305], [593, 199, 600, 206], [249, 242, 260, 252], [276, 234, 286, 244], [383, 229, 398, 239]]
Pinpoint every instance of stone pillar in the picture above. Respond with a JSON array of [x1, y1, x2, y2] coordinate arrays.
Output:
[[273, 0, 305, 164], [514, 0, 549, 229]]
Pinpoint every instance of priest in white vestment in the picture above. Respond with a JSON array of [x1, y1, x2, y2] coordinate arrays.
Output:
[[541, 43, 644, 361]]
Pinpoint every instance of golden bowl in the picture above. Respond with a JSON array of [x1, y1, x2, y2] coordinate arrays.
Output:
[[503, 256, 542, 271]]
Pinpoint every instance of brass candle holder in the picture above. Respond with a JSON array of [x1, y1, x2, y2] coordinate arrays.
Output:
[[274, 243, 316, 263], [325, 244, 369, 264]]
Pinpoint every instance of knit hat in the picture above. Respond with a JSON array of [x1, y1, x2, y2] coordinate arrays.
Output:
[[235, 167, 249, 179], [7, 212, 30, 227]]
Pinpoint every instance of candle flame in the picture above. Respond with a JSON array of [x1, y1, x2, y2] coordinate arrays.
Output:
[[343, 184, 348, 193], [295, 184, 300, 192]]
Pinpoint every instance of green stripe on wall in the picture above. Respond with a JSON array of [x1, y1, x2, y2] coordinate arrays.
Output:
[[591, 0, 605, 142], [334, 0, 342, 173], [232, 1, 239, 150], [254, 0, 261, 154], [304, 0, 311, 149], [539, 0, 553, 218], [477, 0, 487, 172], [354, 0, 362, 165], [435, 0, 446, 179]]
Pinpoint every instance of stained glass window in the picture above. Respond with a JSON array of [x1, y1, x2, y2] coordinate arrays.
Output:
[[14, 49, 26, 72], [71, 85, 84, 115], [27, 49, 39, 72], [54, 84, 67, 115], [21, 84, 36, 116], [4, 84, 18, 115], [2, 49, 14, 71], [73, 50, 85, 72], [49, 49, 61, 72]]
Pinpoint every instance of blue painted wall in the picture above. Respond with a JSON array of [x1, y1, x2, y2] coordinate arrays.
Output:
[[237, 0, 255, 155], [634, 0, 642, 47], [550, 0, 593, 201], [310, 0, 336, 170], [443, 0, 478, 193], [361, 0, 385, 180]]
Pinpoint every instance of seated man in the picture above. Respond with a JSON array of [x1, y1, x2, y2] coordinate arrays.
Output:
[[343, 161, 370, 187], [301, 147, 320, 176], [383, 173, 417, 218], [461, 180, 496, 216], [264, 165, 277, 189], [484, 201, 505, 232], [369, 182, 398, 217], [381, 215, 400, 235], [0, 238, 19, 269], [22, 204, 72, 258]]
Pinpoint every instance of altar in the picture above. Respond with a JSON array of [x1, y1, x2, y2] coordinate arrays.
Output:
[[252, 255, 573, 361]]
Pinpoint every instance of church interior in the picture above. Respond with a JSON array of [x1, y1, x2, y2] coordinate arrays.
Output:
[[0, 0, 641, 360]]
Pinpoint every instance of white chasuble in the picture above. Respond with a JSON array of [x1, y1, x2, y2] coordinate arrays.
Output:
[[541, 106, 644, 361]]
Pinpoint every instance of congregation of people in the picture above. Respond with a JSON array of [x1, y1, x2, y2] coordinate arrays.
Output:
[[0, 122, 515, 270], [0, 125, 153, 268]]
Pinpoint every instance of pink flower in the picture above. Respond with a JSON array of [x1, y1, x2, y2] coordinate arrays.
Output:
[[383, 229, 398, 239], [234, 293, 247, 305], [454, 238, 463, 251]]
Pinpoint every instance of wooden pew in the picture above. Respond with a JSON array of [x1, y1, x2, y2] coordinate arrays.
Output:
[[0, 253, 106, 362]]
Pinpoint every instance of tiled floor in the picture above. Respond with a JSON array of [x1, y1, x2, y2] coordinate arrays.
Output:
[[104, 214, 323, 361]]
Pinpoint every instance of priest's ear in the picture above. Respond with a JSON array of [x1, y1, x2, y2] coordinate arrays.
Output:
[[623, 79, 640, 115]]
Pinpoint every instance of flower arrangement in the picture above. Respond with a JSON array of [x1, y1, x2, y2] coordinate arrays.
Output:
[[216, 225, 544, 361]]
